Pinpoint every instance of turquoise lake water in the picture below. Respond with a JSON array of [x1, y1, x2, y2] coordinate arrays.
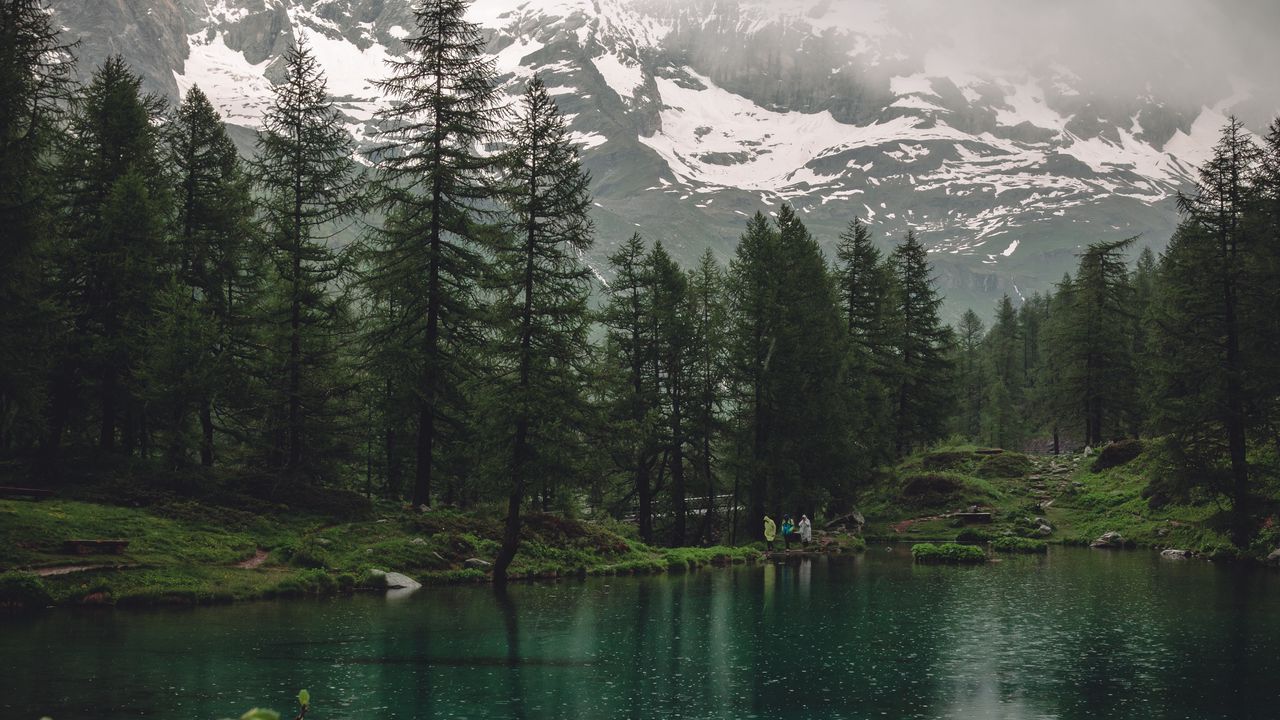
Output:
[[4, 545, 1279, 719]]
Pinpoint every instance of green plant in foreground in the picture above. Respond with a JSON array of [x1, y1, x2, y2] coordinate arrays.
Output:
[[232, 688, 309, 720], [991, 536, 1048, 554], [912, 542, 987, 564]]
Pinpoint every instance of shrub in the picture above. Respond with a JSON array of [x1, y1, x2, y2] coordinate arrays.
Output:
[[922, 451, 973, 471], [955, 528, 992, 543], [272, 540, 330, 569], [0, 571, 52, 609], [911, 542, 986, 564], [1091, 439, 1144, 472], [977, 452, 1032, 479], [991, 537, 1048, 554], [901, 473, 964, 507]]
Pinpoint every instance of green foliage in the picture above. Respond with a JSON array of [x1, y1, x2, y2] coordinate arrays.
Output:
[[991, 536, 1048, 554], [977, 452, 1033, 479], [251, 40, 365, 476], [911, 542, 986, 564], [921, 450, 974, 471], [1091, 439, 1145, 472], [0, 571, 52, 608], [954, 528, 992, 542], [889, 229, 955, 455], [727, 207, 856, 537]]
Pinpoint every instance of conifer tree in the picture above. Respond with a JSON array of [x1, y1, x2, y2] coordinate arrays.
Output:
[[167, 86, 257, 465], [364, 0, 503, 507], [490, 76, 594, 583], [0, 0, 75, 448], [888, 229, 953, 455], [726, 213, 780, 538], [1055, 237, 1137, 447], [1128, 246, 1157, 436], [1034, 274, 1078, 454], [985, 294, 1023, 448], [834, 218, 896, 465], [599, 233, 658, 542], [953, 309, 986, 439], [252, 40, 364, 474], [1150, 118, 1263, 545], [53, 56, 172, 452], [686, 250, 727, 541], [729, 207, 852, 532], [648, 241, 693, 545]]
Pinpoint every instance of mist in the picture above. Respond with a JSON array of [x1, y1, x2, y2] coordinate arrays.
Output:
[[797, 0, 1280, 127]]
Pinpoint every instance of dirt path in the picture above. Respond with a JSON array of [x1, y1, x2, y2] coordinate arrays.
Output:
[[33, 564, 134, 577], [236, 548, 269, 569]]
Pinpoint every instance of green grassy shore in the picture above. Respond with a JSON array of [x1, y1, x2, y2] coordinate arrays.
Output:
[[0, 495, 762, 609], [860, 441, 1280, 561]]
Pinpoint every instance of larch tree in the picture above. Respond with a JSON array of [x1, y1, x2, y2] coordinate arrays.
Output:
[[726, 213, 780, 539], [954, 308, 986, 440], [53, 56, 172, 453], [889, 229, 953, 455], [686, 249, 728, 541], [490, 76, 594, 583], [252, 39, 365, 474], [599, 233, 658, 543], [648, 240, 693, 545], [167, 86, 256, 466], [365, 0, 504, 508], [0, 0, 75, 449], [834, 217, 897, 467], [1149, 118, 1263, 546]]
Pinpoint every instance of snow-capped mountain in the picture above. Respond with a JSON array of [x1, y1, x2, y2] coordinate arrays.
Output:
[[47, 0, 1269, 313]]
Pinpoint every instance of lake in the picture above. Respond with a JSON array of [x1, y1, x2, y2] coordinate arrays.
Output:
[[4, 546, 1279, 719]]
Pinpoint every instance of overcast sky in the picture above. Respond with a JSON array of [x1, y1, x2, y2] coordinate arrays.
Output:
[[876, 0, 1280, 121]]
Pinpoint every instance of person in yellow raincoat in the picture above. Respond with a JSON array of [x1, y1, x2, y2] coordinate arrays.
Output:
[[763, 515, 777, 551]]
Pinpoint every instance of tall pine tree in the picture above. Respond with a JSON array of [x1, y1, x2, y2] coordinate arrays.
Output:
[[889, 229, 952, 455], [166, 86, 257, 466], [252, 40, 364, 475], [53, 56, 171, 452], [365, 0, 504, 507], [490, 76, 594, 583], [0, 0, 75, 449]]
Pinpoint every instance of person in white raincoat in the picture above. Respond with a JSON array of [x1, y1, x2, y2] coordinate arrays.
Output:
[[799, 514, 812, 546]]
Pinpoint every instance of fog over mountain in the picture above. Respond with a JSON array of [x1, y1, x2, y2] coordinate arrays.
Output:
[[46, 0, 1280, 315]]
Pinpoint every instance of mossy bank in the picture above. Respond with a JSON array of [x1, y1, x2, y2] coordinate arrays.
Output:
[[860, 441, 1280, 562], [0, 497, 761, 610]]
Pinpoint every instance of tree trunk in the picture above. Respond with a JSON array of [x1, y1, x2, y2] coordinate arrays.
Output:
[[100, 366, 116, 451], [636, 458, 653, 543], [200, 398, 214, 467], [413, 400, 433, 507], [1223, 256, 1250, 547]]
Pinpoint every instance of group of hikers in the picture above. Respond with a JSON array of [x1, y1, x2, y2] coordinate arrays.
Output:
[[762, 513, 812, 551]]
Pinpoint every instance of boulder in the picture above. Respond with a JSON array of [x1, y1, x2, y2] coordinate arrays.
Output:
[[1034, 517, 1053, 529], [1161, 548, 1191, 560], [1091, 531, 1125, 549], [1035, 524, 1053, 537], [383, 571, 422, 591], [465, 558, 492, 569], [1266, 549, 1280, 566], [410, 537, 428, 546], [823, 510, 865, 531]]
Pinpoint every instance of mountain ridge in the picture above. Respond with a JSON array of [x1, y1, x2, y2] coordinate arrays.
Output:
[[46, 0, 1270, 315]]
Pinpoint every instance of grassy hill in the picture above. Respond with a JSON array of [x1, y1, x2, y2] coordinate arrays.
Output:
[[858, 442, 1275, 560]]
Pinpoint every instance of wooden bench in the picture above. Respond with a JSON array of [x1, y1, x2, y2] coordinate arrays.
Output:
[[62, 539, 130, 555], [0, 486, 53, 501]]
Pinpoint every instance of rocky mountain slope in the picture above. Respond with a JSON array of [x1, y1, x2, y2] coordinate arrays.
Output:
[[46, 0, 1271, 314]]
